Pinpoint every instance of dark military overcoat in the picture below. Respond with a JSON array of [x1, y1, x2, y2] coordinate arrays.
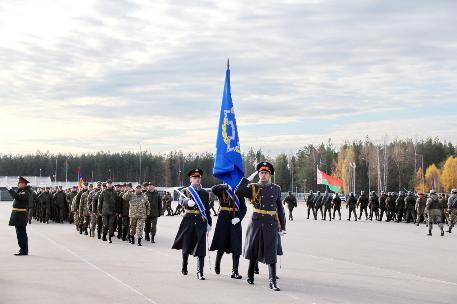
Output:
[[172, 186, 212, 257], [9, 186, 31, 227], [209, 184, 246, 255], [235, 178, 286, 264]]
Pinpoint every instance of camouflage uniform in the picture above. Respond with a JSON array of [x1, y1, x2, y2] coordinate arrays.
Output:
[[346, 194, 357, 221], [425, 191, 444, 236], [357, 192, 369, 220], [404, 193, 416, 223], [447, 190, 457, 233], [88, 188, 99, 237], [415, 195, 427, 226], [123, 191, 150, 243], [79, 190, 91, 234]]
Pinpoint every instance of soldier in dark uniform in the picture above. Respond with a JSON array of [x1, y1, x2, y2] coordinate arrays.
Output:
[[98, 179, 118, 243], [396, 191, 406, 223], [369, 191, 379, 221], [210, 183, 247, 279], [357, 191, 369, 220], [163, 192, 174, 216], [117, 183, 130, 241], [332, 193, 342, 220], [144, 182, 162, 243], [379, 191, 387, 221], [28, 189, 38, 224], [66, 186, 78, 224], [283, 191, 297, 221], [314, 191, 324, 220], [346, 192, 357, 221], [404, 191, 416, 223], [7, 176, 32, 256], [306, 190, 315, 220], [53, 186, 67, 223], [322, 191, 332, 221], [235, 162, 286, 291], [38, 187, 52, 224], [172, 169, 212, 280]]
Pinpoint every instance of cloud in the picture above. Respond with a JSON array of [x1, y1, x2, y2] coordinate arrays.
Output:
[[0, 0, 456, 155]]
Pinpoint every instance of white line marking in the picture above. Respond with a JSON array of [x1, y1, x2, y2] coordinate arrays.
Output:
[[34, 231, 159, 304]]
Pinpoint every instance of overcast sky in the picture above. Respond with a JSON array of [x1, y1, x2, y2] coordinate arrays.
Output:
[[1, 0, 456, 155]]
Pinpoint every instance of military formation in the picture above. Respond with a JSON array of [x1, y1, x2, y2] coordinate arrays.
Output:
[[305, 189, 457, 236], [7, 169, 456, 292]]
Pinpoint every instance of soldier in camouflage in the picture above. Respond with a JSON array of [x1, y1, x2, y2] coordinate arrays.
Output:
[[357, 191, 369, 220], [415, 192, 427, 226], [346, 192, 357, 221], [79, 184, 92, 235], [88, 182, 101, 237], [425, 190, 444, 236], [306, 190, 315, 220], [123, 184, 150, 246], [404, 191, 416, 223], [447, 189, 457, 233], [332, 193, 342, 220]]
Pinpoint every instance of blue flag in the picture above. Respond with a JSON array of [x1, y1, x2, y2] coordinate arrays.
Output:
[[213, 61, 245, 189]]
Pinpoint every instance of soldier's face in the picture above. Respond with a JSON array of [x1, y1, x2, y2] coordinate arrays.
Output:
[[17, 181, 26, 189], [259, 171, 271, 182], [135, 187, 142, 193], [190, 176, 201, 186]]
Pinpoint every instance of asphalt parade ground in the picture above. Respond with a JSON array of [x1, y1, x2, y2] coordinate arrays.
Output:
[[1, 202, 456, 304]]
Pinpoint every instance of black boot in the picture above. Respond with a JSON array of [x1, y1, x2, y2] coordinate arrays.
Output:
[[97, 232, 101, 239], [254, 260, 259, 274], [102, 233, 107, 241], [447, 226, 452, 233], [151, 236, 155, 243], [84, 227, 88, 235], [215, 251, 223, 275], [108, 235, 112, 243], [131, 236, 135, 245], [268, 263, 280, 291], [79, 226, 83, 234], [427, 229, 432, 236], [145, 234, 150, 242], [231, 254, 242, 279], [138, 237, 142, 246], [441, 228, 444, 236], [247, 259, 255, 285], [197, 256, 205, 280], [182, 253, 189, 275], [128, 235, 132, 243]]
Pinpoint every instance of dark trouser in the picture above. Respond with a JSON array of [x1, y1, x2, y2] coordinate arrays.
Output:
[[57, 206, 65, 223], [315, 206, 323, 219], [97, 215, 103, 236], [323, 206, 331, 220], [288, 208, 294, 220], [333, 207, 341, 219], [379, 208, 386, 221], [405, 209, 415, 223], [15, 226, 28, 254], [166, 206, 174, 216], [116, 216, 122, 237], [144, 216, 158, 240], [359, 207, 368, 219], [370, 208, 379, 220], [348, 208, 357, 220], [122, 217, 129, 239], [307, 206, 315, 219], [102, 215, 116, 237], [397, 209, 404, 222]]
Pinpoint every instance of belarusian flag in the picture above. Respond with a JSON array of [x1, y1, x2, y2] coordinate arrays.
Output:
[[317, 167, 343, 192]]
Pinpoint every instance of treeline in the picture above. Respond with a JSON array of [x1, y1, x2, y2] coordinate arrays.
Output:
[[0, 137, 455, 193]]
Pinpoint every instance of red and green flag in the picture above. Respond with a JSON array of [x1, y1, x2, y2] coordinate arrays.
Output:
[[317, 167, 343, 192]]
